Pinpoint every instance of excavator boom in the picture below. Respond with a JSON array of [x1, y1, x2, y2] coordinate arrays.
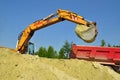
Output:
[[16, 9, 98, 54]]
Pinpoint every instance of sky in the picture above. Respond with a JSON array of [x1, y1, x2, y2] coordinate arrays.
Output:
[[0, 0, 120, 51]]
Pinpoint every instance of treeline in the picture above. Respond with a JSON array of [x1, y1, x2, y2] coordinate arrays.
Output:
[[101, 39, 120, 47], [35, 41, 72, 59], [35, 39, 120, 59]]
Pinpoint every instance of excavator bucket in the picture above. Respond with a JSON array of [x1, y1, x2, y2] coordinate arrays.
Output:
[[75, 23, 98, 43]]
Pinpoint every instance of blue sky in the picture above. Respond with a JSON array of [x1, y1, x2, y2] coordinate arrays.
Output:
[[0, 0, 120, 51]]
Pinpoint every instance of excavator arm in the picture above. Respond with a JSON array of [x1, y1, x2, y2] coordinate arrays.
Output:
[[16, 9, 98, 54]]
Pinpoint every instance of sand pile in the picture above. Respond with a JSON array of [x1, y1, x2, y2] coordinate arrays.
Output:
[[0, 47, 120, 80]]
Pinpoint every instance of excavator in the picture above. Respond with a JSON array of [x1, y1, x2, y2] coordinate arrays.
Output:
[[15, 9, 120, 73], [16, 9, 98, 54]]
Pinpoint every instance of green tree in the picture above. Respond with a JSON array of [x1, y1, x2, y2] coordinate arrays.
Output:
[[59, 48, 65, 59], [100, 39, 120, 48], [107, 43, 111, 47], [61, 40, 72, 58], [35, 41, 73, 58], [36, 47, 47, 57], [47, 46, 56, 58], [54, 51, 59, 58], [101, 39, 106, 46], [113, 44, 120, 48]]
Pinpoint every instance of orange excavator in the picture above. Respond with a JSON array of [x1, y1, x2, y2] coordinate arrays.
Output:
[[15, 9, 120, 73], [16, 9, 98, 54]]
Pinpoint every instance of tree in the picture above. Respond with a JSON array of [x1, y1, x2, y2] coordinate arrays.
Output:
[[35, 41, 72, 59], [61, 40, 72, 58], [36, 47, 47, 57], [101, 39, 106, 46], [47, 46, 56, 58], [100, 39, 120, 48], [35, 46, 58, 58], [107, 43, 111, 47], [59, 48, 65, 59], [108, 44, 120, 48]]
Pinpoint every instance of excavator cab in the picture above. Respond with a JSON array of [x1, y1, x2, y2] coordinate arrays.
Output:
[[27, 42, 34, 55]]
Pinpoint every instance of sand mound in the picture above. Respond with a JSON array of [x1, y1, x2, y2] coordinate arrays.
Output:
[[0, 47, 120, 80]]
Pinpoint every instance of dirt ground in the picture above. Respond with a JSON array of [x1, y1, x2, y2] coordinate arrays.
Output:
[[0, 47, 120, 80]]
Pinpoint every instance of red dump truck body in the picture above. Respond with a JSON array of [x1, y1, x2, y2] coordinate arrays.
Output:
[[70, 44, 120, 65]]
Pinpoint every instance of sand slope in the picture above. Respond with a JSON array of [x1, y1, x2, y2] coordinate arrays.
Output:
[[0, 48, 120, 80]]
